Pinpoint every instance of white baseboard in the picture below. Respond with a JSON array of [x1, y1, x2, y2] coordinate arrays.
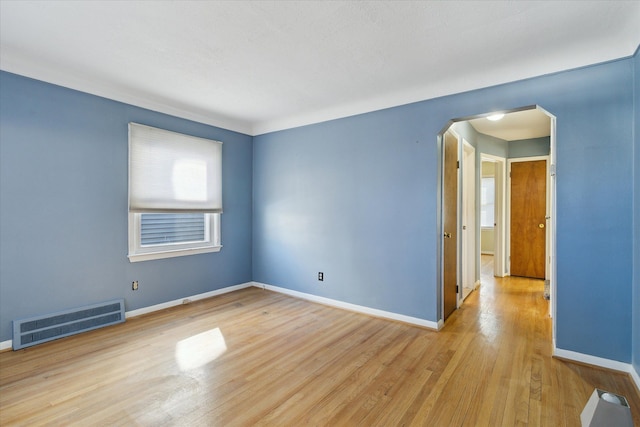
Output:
[[553, 346, 634, 374], [252, 281, 440, 330], [554, 345, 640, 392], [1, 282, 255, 351], [4, 283, 635, 387], [126, 282, 254, 318]]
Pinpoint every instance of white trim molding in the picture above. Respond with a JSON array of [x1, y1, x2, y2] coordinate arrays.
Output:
[[0, 282, 256, 351], [252, 281, 440, 331], [125, 282, 253, 318], [553, 345, 639, 389]]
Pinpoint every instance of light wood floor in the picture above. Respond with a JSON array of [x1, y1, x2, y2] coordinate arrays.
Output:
[[1, 258, 639, 426]]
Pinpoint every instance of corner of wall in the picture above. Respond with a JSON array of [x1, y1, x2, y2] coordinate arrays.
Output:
[[632, 44, 640, 379], [632, 365, 640, 393]]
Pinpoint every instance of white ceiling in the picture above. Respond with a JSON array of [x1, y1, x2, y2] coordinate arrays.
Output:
[[1, 1, 638, 136], [467, 108, 551, 141]]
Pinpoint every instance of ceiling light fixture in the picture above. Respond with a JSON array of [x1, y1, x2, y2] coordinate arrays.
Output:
[[487, 113, 505, 121]]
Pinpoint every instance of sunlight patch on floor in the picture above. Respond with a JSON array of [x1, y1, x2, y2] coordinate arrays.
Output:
[[175, 327, 227, 371]]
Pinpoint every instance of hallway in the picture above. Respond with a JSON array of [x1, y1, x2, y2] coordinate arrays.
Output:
[[441, 254, 640, 425]]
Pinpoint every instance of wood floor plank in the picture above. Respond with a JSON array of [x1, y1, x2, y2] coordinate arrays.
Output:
[[258, 322, 403, 425], [1, 258, 639, 426]]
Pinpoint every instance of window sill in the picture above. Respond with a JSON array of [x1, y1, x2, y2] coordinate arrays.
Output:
[[128, 245, 222, 263]]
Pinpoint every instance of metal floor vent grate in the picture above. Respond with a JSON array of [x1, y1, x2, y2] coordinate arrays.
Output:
[[12, 299, 125, 350]]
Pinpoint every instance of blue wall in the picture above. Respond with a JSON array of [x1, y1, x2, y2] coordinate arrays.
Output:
[[632, 47, 639, 377], [1, 55, 636, 365], [477, 133, 508, 158], [253, 104, 435, 319], [0, 72, 253, 343], [253, 57, 635, 363], [509, 137, 550, 158]]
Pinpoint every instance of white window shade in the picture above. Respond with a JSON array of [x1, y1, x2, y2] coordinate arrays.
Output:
[[129, 123, 222, 213]]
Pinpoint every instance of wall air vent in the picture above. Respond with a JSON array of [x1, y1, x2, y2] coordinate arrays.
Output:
[[12, 299, 125, 350]]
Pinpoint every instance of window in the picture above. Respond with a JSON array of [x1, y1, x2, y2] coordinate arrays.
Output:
[[140, 213, 206, 246], [128, 123, 222, 262], [481, 176, 495, 228]]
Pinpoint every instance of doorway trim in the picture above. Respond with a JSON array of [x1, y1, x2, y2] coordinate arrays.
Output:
[[437, 105, 556, 330], [461, 139, 477, 302], [480, 153, 507, 277]]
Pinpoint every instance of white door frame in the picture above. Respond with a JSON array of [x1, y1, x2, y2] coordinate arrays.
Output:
[[437, 105, 556, 331], [449, 129, 462, 308], [481, 154, 507, 277], [544, 109, 557, 322], [461, 139, 477, 301], [438, 128, 462, 320]]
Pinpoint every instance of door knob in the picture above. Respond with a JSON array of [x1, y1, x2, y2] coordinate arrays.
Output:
[[539, 224, 545, 229]]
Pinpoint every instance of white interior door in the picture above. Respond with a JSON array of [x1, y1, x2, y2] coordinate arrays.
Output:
[[461, 140, 476, 300]]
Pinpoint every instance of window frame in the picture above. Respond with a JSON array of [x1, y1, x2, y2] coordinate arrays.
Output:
[[127, 122, 223, 263], [128, 212, 221, 262]]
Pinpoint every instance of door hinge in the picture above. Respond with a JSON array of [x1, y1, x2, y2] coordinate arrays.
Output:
[[457, 161, 460, 169], [456, 285, 459, 293]]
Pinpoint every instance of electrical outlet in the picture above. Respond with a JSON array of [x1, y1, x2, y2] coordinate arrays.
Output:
[[318, 272, 324, 281], [132, 280, 138, 291]]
